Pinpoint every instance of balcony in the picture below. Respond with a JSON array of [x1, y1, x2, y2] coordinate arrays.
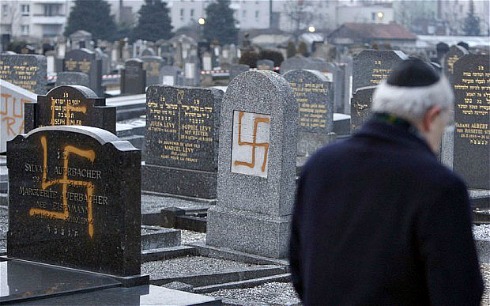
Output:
[[31, 15, 66, 24]]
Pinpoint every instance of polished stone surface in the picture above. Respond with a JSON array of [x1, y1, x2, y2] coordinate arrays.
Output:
[[0, 259, 120, 304]]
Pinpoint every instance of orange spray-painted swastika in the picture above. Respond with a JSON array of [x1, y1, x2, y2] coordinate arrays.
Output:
[[233, 111, 270, 173], [29, 136, 96, 238]]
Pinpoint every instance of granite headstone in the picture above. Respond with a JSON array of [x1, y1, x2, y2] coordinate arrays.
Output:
[[0, 54, 47, 94], [160, 65, 183, 86], [350, 86, 377, 132], [141, 56, 163, 86], [257, 59, 274, 71], [142, 86, 223, 199], [442, 45, 470, 83], [452, 54, 489, 190], [7, 125, 141, 276], [121, 58, 146, 95], [63, 49, 103, 96], [24, 85, 116, 134], [206, 70, 298, 258], [55, 72, 90, 87]]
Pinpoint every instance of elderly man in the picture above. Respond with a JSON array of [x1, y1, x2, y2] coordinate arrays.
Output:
[[289, 59, 483, 305]]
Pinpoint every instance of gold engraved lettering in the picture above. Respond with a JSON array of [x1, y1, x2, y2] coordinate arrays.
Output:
[[29, 136, 96, 238]]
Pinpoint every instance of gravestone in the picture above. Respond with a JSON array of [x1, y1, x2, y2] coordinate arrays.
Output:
[[25, 85, 116, 134], [352, 50, 407, 94], [69, 30, 93, 50], [95, 48, 110, 75], [206, 70, 298, 258], [63, 49, 103, 96], [160, 65, 183, 86], [142, 86, 223, 199], [7, 125, 142, 276], [284, 69, 333, 161], [442, 45, 470, 83], [141, 56, 163, 86], [229, 64, 249, 81], [257, 59, 274, 71], [452, 54, 490, 190], [0, 80, 37, 153], [202, 51, 213, 71], [55, 72, 90, 87], [350, 86, 377, 132], [121, 58, 146, 95], [184, 55, 201, 87], [280, 55, 313, 74], [0, 54, 47, 94]]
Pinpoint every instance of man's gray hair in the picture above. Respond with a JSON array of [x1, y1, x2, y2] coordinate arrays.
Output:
[[372, 76, 454, 123]]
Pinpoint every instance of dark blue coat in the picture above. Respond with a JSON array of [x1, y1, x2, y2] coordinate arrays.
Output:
[[289, 118, 484, 305]]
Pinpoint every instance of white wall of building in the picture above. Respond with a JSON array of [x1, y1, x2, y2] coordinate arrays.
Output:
[[336, 4, 394, 26]]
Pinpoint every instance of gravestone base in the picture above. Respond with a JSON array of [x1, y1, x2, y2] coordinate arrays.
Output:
[[206, 206, 290, 259], [142, 164, 217, 199]]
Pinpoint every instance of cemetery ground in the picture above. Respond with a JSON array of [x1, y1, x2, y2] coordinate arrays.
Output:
[[1, 198, 490, 305]]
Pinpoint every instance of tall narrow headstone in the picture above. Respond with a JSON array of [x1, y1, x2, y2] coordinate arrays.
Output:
[[284, 69, 333, 161], [352, 50, 407, 94], [141, 56, 163, 86], [63, 49, 103, 96], [25, 85, 116, 134], [452, 54, 490, 190], [0, 80, 37, 153], [121, 58, 146, 95], [350, 86, 377, 132], [184, 55, 201, 87], [7, 126, 142, 276], [207, 70, 298, 258], [0, 54, 47, 94], [142, 86, 223, 199]]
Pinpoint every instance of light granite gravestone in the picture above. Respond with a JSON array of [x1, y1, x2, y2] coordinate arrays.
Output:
[[284, 69, 333, 161], [24, 85, 116, 134], [350, 86, 377, 132], [0, 54, 47, 94], [7, 125, 142, 277], [0, 80, 37, 153], [160, 65, 183, 86], [55, 72, 90, 87], [184, 55, 201, 87], [352, 50, 407, 94], [141, 56, 163, 86], [121, 58, 146, 95], [452, 54, 489, 190], [142, 86, 223, 199], [63, 49, 103, 96], [206, 70, 298, 258]]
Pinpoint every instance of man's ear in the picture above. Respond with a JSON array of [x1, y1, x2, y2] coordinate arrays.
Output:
[[422, 106, 442, 132]]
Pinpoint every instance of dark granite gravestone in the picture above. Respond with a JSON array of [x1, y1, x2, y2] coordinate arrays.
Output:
[[352, 50, 407, 94], [257, 59, 274, 71], [229, 64, 249, 81], [206, 70, 298, 258], [350, 86, 376, 132], [0, 54, 47, 94], [442, 45, 470, 83], [284, 69, 334, 161], [24, 85, 116, 134], [142, 86, 223, 199], [452, 54, 490, 190], [121, 58, 146, 95], [7, 125, 142, 276], [160, 65, 183, 86], [55, 72, 90, 87], [141, 56, 163, 86], [63, 49, 103, 96]]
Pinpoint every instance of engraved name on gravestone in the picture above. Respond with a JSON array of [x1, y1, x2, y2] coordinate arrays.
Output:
[[55, 72, 90, 87], [442, 45, 469, 83], [0, 54, 47, 95], [0, 80, 37, 153], [141, 56, 163, 86], [121, 58, 146, 95], [7, 126, 141, 276], [452, 54, 490, 190], [142, 86, 223, 198], [350, 86, 377, 132], [24, 85, 116, 134], [352, 50, 407, 94], [63, 48, 103, 96], [284, 69, 333, 159], [207, 70, 298, 258]]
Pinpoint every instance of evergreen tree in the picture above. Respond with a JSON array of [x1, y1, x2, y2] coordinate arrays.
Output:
[[131, 0, 173, 42], [64, 0, 117, 42], [462, 0, 481, 36], [203, 0, 238, 45]]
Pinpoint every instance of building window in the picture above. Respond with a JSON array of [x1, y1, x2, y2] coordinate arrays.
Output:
[[180, 8, 184, 20], [2, 4, 8, 17], [21, 25, 29, 36], [21, 4, 29, 16], [255, 10, 259, 19], [44, 4, 60, 17], [190, 9, 194, 18]]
